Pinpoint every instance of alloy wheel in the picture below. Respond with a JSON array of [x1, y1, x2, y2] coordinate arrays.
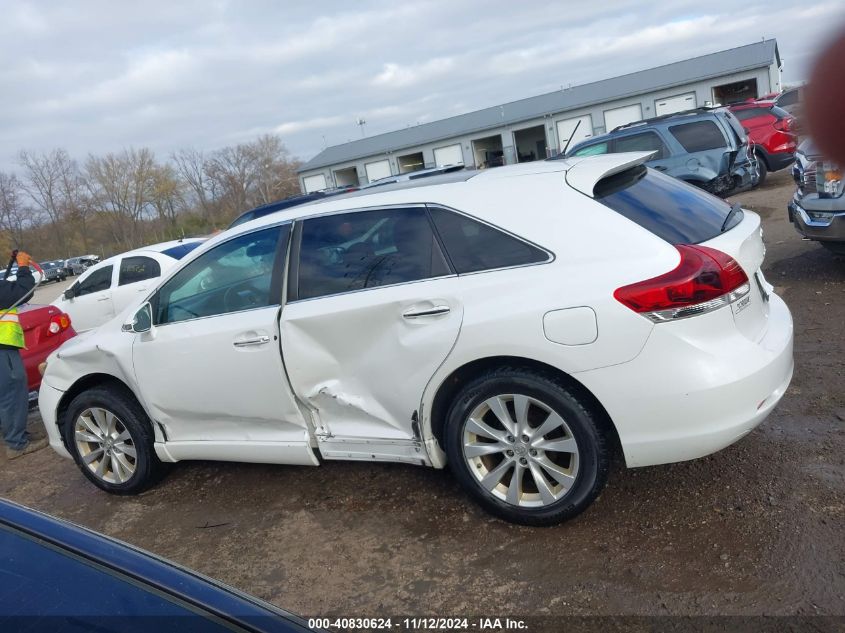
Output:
[[74, 407, 137, 484], [462, 394, 580, 507]]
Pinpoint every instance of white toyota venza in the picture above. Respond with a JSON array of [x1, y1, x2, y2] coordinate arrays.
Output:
[[39, 153, 793, 525]]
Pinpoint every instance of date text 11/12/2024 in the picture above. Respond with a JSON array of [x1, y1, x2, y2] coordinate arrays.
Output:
[[307, 617, 528, 631]]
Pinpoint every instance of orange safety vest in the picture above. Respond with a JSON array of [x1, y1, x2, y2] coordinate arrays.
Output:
[[0, 308, 25, 348]]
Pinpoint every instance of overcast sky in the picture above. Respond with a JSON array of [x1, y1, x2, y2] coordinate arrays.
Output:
[[1, 0, 843, 170]]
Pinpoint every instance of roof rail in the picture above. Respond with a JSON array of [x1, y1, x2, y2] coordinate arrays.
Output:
[[610, 105, 723, 132]]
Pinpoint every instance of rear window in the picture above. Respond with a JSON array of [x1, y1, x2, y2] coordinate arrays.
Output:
[[669, 120, 727, 152], [595, 166, 742, 244], [733, 107, 771, 121], [161, 242, 203, 259]]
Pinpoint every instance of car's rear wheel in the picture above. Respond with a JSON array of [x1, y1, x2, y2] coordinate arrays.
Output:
[[63, 386, 163, 494], [754, 151, 768, 186], [444, 368, 610, 526]]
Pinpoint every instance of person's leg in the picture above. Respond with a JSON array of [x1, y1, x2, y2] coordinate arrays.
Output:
[[0, 349, 29, 450]]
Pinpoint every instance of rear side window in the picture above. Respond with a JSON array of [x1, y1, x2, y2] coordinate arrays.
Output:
[[119, 256, 161, 286], [777, 89, 799, 107], [429, 207, 549, 273], [595, 166, 741, 244], [296, 208, 450, 300], [614, 132, 669, 159], [572, 142, 608, 157], [669, 120, 727, 152]]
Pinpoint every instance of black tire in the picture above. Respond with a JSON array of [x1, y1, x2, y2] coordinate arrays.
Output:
[[444, 367, 610, 526], [62, 385, 164, 494], [755, 152, 768, 186]]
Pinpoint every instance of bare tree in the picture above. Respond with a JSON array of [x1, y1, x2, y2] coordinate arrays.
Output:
[[85, 147, 158, 250], [171, 148, 217, 221], [0, 172, 30, 248], [19, 148, 77, 256], [150, 163, 186, 229]]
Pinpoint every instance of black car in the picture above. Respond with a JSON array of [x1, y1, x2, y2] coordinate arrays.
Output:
[[0, 499, 312, 632]]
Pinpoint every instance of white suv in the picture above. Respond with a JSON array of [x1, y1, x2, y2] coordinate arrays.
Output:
[[39, 153, 793, 525]]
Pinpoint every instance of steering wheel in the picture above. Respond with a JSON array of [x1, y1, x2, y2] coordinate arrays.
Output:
[[223, 282, 262, 311]]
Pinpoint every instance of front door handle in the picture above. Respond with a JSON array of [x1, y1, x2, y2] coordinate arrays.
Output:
[[233, 335, 270, 348], [403, 305, 451, 319], [97, 296, 110, 301], [653, 166, 668, 172]]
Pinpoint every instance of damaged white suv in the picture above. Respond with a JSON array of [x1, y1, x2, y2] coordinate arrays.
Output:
[[39, 153, 793, 525]]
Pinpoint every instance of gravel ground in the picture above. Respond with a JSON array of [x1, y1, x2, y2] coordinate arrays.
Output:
[[1, 169, 843, 623]]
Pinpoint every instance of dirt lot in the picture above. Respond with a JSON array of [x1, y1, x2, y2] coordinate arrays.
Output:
[[2, 169, 843, 621]]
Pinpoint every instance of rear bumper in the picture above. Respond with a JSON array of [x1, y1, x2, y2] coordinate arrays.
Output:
[[789, 197, 845, 242], [38, 382, 71, 459], [760, 148, 795, 172], [576, 293, 793, 467]]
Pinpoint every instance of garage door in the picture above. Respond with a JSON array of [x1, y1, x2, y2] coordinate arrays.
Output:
[[365, 159, 392, 183], [604, 104, 643, 132], [556, 115, 593, 152], [302, 174, 327, 193], [433, 144, 464, 166], [655, 92, 696, 116]]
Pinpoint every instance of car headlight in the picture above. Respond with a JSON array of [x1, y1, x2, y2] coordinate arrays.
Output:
[[817, 161, 844, 198]]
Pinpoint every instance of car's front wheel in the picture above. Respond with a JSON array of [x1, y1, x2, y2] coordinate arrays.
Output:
[[62, 386, 164, 494], [444, 368, 610, 526]]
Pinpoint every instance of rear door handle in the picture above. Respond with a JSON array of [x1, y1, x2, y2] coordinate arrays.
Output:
[[233, 335, 270, 348], [403, 305, 451, 319], [97, 296, 110, 301], [654, 166, 668, 172]]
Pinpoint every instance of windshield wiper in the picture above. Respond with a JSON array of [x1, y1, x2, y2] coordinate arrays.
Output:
[[721, 202, 742, 233]]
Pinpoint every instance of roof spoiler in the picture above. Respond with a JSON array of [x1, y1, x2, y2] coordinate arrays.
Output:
[[565, 151, 656, 197]]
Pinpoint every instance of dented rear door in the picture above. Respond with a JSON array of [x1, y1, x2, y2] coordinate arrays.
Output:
[[281, 206, 463, 453]]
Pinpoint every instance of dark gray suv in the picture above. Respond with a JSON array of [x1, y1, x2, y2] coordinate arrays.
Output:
[[561, 107, 757, 197]]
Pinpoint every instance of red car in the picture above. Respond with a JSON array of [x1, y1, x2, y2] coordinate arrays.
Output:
[[18, 304, 76, 404], [729, 101, 797, 184]]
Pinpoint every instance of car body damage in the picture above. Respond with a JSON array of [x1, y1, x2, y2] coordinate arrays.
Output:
[[281, 285, 465, 461]]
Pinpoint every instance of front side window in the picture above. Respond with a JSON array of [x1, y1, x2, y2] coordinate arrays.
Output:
[[76, 265, 113, 296], [296, 208, 450, 300], [155, 226, 283, 324], [614, 132, 669, 159], [119, 256, 161, 286], [669, 120, 727, 152], [573, 142, 608, 157], [429, 207, 549, 273]]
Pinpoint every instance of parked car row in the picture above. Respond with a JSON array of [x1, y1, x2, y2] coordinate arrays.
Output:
[[559, 103, 797, 196], [37, 151, 793, 526]]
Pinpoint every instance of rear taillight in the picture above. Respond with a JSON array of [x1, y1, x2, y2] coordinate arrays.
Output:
[[773, 117, 794, 132], [614, 245, 750, 322], [46, 313, 71, 336]]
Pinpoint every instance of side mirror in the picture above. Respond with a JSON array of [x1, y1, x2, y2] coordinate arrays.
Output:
[[63, 286, 76, 300], [122, 302, 153, 334]]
